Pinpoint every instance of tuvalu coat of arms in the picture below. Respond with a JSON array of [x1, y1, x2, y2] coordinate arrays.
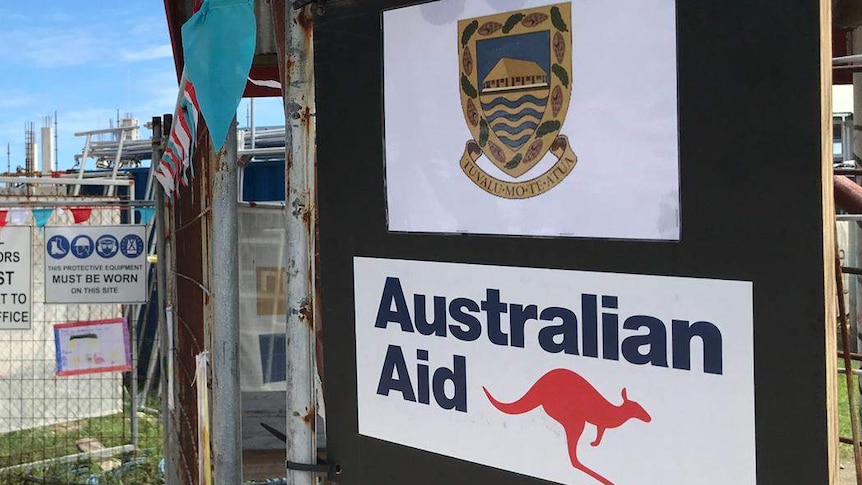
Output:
[[458, 3, 577, 199]]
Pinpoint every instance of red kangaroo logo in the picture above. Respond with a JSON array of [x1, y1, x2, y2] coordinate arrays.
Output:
[[483, 368, 651, 485]]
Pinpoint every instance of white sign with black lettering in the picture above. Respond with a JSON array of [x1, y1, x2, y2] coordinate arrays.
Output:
[[0, 226, 31, 330], [355, 257, 755, 485], [45, 225, 147, 304]]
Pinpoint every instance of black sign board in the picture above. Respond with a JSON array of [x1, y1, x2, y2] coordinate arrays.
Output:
[[316, 1, 835, 484]]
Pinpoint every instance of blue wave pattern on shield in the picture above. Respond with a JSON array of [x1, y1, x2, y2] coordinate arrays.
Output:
[[491, 121, 539, 135], [485, 108, 544, 123], [480, 95, 548, 110], [482, 94, 547, 148], [477, 31, 550, 150]]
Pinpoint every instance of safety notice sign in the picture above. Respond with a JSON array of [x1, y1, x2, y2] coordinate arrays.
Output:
[[44, 225, 147, 304], [0, 226, 31, 330]]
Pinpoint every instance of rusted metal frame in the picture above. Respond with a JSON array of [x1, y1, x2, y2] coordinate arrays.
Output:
[[175, 423, 199, 482], [169, 305, 203, 485], [175, 312, 206, 356], [170, 126, 211, 485], [167, 384, 199, 485], [154, 115, 182, 485], [173, 206, 213, 236], [172, 322, 204, 485], [840, 351, 862, 361], [245, 65, 283, 97], [126, 171, 140, 449], [163, 0, 189, 81], [836, 244, 862, 484], [284, 2, 319, 483], [835, 175, 862, 213], [211, 116, 242, 485], [172, 270, 212, 296]]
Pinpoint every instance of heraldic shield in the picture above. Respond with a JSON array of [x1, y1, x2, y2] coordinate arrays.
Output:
[[458, 3, 577, 199]]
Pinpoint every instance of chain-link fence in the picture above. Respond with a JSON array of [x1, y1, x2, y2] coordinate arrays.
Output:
[[0, 201, 162, 485]]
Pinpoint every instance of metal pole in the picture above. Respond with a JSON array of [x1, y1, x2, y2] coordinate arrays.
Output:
[[54, 111, 58, 170], [854, 27, 862, 462], [854, 28, 862, 170], [107, 130, 127, 197], [250, 98, 256, 150], [154, 115, 181, 485], [284, 3, 317, 485], [129, 323, 139, 448], [129, 172, 139, 449], [838, 245, 862, 485], [836, 54, 862, 64], [0, 176, 133, 186], [74, 135, 92, 196], [212, 116, 242, 485]]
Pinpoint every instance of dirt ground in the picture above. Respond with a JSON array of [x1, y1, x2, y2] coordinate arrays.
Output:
[[843, 460, 858, 484]]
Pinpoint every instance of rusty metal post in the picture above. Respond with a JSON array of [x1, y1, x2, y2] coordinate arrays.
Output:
[[154, 115, 181, 485], [212, 116, 242, 484], [838, 241, 862, 485], [284, 3, 318, 485], [856, 29, 862, 167], [853, 27, 862, 354]]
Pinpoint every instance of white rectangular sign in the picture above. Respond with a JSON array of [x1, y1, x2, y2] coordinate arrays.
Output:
[[354, 257, 754, 485], [44, 225, 147, 304], [54, 318, 132, 376], [0, 226, 31, 330], [383, 0, 680, 240]]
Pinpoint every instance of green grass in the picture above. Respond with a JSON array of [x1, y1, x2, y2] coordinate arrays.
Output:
[[0, 402, 163, 484], [840, 374, 853, 463], [0, 414, 127, 466]]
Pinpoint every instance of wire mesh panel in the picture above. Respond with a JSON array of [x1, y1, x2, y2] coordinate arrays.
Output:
[[0, 201, 163, 485]]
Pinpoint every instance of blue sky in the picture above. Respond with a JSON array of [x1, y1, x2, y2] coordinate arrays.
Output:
[[0, 1, 283, 171]]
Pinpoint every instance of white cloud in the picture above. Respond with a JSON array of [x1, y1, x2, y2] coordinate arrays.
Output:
[[0, 14, 172, 68], [121, 44, 173, 62], [0, 94, 33, 109], [56, 108, 125, 136], [0, 28, 109, 67], [132, 68, 183, 115]]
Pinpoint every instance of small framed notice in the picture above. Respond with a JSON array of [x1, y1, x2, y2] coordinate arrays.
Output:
[[54, 318, 132, 376]]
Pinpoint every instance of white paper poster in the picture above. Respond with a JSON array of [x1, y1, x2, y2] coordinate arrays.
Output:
[[0, 226, 31, 330], [44, 225, 147, 304], [354, 257, 754, 485], [384, 0, 680, 240], [54, 318, 132, 376]]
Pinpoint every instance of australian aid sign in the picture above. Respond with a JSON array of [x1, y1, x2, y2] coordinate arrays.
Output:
[[354, 257, 755, 485]]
